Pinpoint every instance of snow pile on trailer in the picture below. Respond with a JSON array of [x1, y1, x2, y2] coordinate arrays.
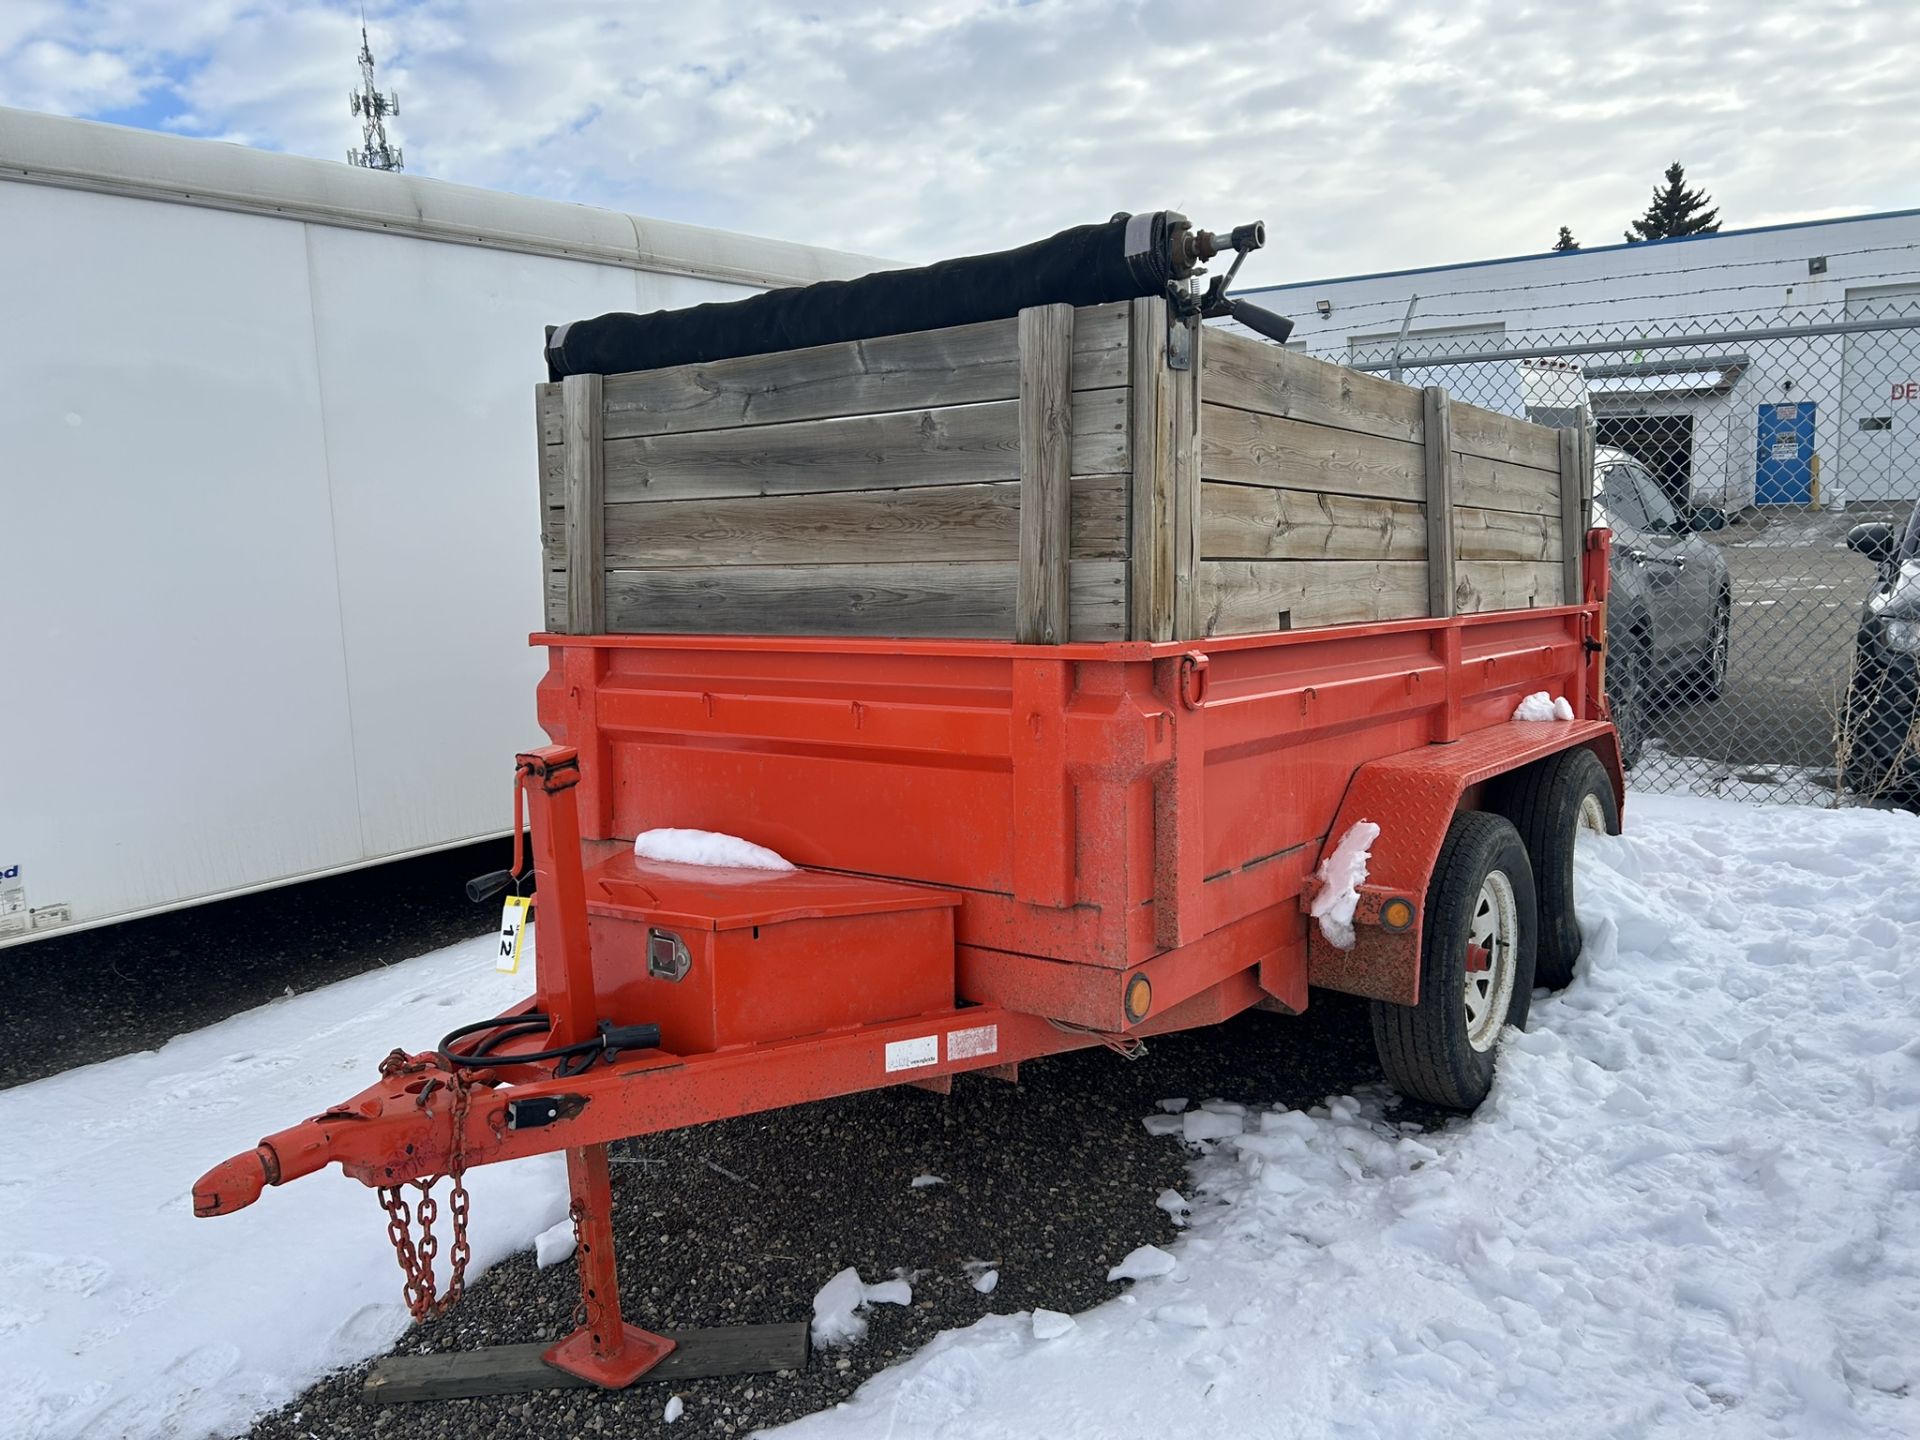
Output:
[[1307, 820, 1380, 950], [1511, 691, 1576, 722], [773, 794, 1920, 1440], [632, 827, 796, 870]]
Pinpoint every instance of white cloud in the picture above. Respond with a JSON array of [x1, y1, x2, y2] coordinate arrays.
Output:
[[3, 0, 1917, 284]]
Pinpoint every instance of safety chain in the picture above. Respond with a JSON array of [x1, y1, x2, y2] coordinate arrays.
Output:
[[566, 1196, 589, 1335], [375, 1057, 476, 1322]]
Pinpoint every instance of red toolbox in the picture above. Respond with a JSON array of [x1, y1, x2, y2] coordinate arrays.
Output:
[[583, 850, 959, 1052]]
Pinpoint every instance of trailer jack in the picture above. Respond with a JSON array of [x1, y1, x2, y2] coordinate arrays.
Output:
[[192, 747, 682, 1387]]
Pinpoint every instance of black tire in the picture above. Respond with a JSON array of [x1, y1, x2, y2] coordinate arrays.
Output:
[[1370, 812, 1538, 1112], [1607, 629, 1651, 769], [1496, 748, 1618, 989], [1675, 595, 1729, 703]]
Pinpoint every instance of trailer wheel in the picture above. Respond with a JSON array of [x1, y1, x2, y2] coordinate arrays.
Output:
[[1498, 747, 1618, 990], [1370, 812, 1537, 1113]]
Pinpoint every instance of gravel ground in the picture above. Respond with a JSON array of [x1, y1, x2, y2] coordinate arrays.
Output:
[[243, 993, 1401, 1440], [0, 840, 502, 1090]]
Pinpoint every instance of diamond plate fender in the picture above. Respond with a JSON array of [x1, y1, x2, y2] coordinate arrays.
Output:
[[1306, 720, 1623, 1004]]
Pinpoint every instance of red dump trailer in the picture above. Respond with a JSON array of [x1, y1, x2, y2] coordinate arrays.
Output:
[[194, 221, 1623, 1392]]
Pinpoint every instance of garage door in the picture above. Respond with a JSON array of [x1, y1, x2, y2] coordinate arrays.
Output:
[[1841, 284, 1920, 503]]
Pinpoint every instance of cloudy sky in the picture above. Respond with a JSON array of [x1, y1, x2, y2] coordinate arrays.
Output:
[[2, 0, 1913, 285]]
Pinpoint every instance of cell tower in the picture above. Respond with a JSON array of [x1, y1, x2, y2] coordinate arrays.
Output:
[[347, 23, 402, 171]]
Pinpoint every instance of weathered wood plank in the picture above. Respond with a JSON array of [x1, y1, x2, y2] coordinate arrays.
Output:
[[1557, 427, 1584, 606], [1423, 387, 1456, 618], [1194, 557, 1559, 635], [586, 560, 1128, 640], [1199, 483, 1425, 561], [1454, 505, 1561, 563], [599, 304, 1130, 441], [1194, 559, 1428, 635], [1201, 403, 1562, 518], [1452, 397, 1561, 470], [536, 381, 565, 448], [1202, 328, 1424, 445], [363, 1322, 809, 1404], [600, 476, 1125, 567], [601, 390, 1128, 505], [1173, 321, 1204, 639], [1451, 451, 1561, 517], [1129, 297, 1175, 641], [537, 383, 566, 597], [1202, 402, 1424, 503], [1455, 559, 1564, 613], [1017, 304, 1075, 644], [561, 373, 605, 633]]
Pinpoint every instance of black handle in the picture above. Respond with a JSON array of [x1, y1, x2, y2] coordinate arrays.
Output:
[[598, 1020, 663, 1059], [1227, 297, 1295, 345], [465, 869, 516, 904]]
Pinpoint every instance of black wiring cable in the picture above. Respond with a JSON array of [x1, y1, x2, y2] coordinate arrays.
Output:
[[437, 1012, 662, 1078], [438, 1013, 604, 1076]]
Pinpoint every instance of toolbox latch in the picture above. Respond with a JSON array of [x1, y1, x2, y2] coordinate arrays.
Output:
[[647, 928, 691, 983]]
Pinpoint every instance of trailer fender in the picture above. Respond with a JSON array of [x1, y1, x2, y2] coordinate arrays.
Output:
[[1306, 720, 1621, 1004]]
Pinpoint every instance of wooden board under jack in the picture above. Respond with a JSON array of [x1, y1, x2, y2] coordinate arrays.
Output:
[[362, 1321, 810, 1404]]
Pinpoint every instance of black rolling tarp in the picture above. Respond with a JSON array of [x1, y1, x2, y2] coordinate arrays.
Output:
[[545, 211, 1185, 380]]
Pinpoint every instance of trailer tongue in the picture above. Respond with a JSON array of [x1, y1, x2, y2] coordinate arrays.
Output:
[[194, 217, 1622, 1399]]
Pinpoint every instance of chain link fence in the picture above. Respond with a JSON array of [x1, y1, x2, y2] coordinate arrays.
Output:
[[1314, 303, 1920, 806]]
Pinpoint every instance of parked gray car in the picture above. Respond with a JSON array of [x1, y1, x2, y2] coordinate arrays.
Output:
[[1591, 445, 1733, 767], [1840, 501, 1920, 803]]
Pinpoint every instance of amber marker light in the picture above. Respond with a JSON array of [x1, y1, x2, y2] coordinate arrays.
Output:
[[1380, 896, 1416, 932], [1124, 973, 1153, 1023]]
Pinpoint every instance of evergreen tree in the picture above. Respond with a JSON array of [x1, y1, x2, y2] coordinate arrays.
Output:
[[1624, 162, 1720, 243], [1553, 226, 1579, 252]]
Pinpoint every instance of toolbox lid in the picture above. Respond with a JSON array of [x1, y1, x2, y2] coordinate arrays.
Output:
[[584, 851, 960, 933]]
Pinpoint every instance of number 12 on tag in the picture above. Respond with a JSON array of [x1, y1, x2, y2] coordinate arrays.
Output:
[[497, 896, 533, 974]]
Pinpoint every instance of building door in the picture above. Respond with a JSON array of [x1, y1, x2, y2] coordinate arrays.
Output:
[[1755, 402, 1815, 505], [1596, 414, 1694, 513], [1841, 284, 1920, 504]]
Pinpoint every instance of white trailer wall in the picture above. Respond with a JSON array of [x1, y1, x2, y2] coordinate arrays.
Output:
[[0, 110, 882, 942]]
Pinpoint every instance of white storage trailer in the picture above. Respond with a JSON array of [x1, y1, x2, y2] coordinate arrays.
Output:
[[0, 107, 884, 945]]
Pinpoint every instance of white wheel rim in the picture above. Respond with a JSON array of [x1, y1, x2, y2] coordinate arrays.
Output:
[[1462, 870, 1519, 1052], [1577, 793, 1607, 835]]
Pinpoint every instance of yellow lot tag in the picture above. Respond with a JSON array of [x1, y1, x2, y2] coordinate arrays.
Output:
[[496, 896, 532, 974]]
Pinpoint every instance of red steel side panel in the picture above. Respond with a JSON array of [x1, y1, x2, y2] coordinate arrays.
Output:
[[535, 603, 1607, 1023]]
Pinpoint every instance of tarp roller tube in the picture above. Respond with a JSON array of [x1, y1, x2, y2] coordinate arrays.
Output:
[[546, 211, 1193, 380]]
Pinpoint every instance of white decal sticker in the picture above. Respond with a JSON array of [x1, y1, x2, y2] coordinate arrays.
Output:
[[0, 864, 26, 936], [885, 1035, 939, 1072], [948, 1024, 999, 1061]]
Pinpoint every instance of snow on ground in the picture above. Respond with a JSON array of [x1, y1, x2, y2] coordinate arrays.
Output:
[[773, 794, 1920, 1440], [811, 1268, 914, 1348], [6, 794, 1917, 1440], [1634, 744, 1841, 808], [0, 937, 563, 1440]]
